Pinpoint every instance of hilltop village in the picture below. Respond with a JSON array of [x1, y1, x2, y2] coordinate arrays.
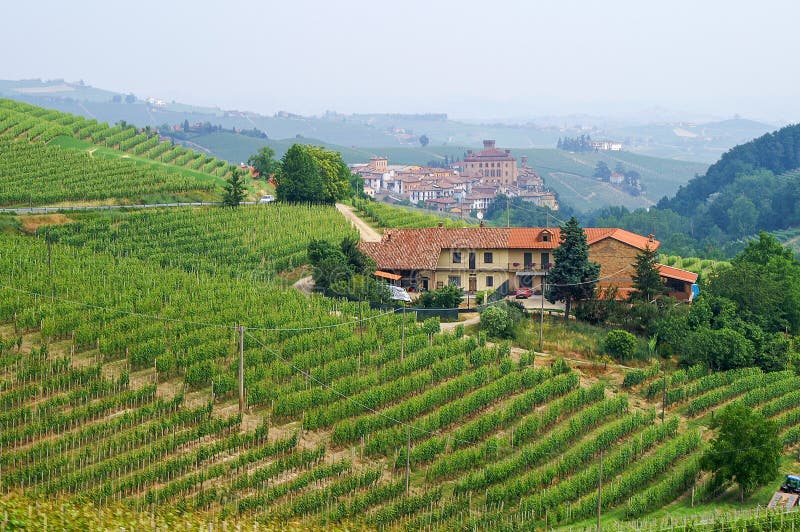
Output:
[[350, 140, 558, 215]]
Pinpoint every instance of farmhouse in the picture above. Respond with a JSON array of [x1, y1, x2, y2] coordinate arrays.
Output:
[[360, 226, 697, 300]]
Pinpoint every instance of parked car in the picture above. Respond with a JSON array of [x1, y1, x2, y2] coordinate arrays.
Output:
[[258, 195, 275, 204], [514, 288, 533, 299]]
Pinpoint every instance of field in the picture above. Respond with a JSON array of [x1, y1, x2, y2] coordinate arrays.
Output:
[[0, 99, 236, 206], [1, 202, 799, 529]]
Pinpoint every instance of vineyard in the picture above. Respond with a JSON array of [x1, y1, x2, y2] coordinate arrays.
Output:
[[352, 198, 473, 229], [0, 99, 238, 206], [2, 207, 800, 529], [37, 204, 355, 282], [0, 156, 798, 527]]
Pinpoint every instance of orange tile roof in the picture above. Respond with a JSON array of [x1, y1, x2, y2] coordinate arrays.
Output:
[[374, 270, 402, 281], [360, 226, 660, 271], [656, 264, 698, 283], [588, 228, 660, 251]]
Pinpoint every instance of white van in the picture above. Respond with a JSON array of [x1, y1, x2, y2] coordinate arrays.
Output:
[[258, 195, 275, 204]]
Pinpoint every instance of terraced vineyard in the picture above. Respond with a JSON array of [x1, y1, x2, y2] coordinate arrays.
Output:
[[39, 204, 355, 281], [0, 99, 235, 206], [2, 202, 800, 527], [352, 198, 473, 229]]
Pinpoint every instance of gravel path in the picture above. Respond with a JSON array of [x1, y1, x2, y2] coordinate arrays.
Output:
[[335, 203, 381, 242]]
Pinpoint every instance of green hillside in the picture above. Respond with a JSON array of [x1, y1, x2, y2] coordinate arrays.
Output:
[[1, 200, 799, 528], [0, 99, 239, 206]]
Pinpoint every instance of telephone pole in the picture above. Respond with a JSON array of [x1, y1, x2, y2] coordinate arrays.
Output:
[[597, 448, 603, 532], [400, 305, 406, 362], [506, 195, 510, 227], [238, 325, 245, 414], [539, 272, 546, 352], [406, 425, 411, 497]]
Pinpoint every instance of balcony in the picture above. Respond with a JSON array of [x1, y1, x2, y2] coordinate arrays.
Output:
[[508, 262, 551, 274]]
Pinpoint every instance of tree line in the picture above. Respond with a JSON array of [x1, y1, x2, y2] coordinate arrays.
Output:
[[557, 135, 593, 152], [591, 123, 800, 258]]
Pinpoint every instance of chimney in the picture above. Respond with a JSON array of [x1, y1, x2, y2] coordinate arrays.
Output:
[[437, 222, 444, 228], [483, 140, 495, 150], [479, 220, 486, 228], [648, 234, 655, 242]]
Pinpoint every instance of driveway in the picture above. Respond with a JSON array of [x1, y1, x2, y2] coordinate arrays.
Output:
[[335, 203, 381, 242]]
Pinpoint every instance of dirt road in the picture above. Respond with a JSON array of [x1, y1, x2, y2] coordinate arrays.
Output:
[[336, 203, 381, 242]]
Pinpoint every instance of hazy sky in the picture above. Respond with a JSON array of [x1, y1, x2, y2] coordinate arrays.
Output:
[[3, 0, 800, 121]]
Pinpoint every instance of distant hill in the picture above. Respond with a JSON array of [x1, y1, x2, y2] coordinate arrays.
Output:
[[0, 79, 775, 162], [660, 123, 800, 215], [589, 123, 800, 258]]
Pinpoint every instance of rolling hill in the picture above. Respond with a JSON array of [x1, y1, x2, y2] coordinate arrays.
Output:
[[1, 79, 775, 163], [0, 99, 237, 206]]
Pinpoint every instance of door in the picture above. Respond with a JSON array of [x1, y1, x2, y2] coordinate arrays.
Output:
[[469, 252, 476, 270], [469, 276, 477, 292], [523, 252, 533, 269], [541, 252, 550, 269]]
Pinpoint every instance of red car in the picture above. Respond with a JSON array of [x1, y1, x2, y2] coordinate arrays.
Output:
[[514, 288, 533, 299]]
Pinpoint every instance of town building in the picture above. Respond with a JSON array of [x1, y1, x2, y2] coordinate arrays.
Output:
[[460, 140, 517, 188], [609, 172, 625, 185], [589, 140, 623, 151], [360, 226, 696, 300]]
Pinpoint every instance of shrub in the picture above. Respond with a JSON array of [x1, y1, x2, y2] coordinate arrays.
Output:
[[481, 306, 511, 338], [602, 329, 638, 361]]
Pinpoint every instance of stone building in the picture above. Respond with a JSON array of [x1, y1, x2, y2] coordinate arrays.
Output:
[[361, 226, 696, 299], [460, 140, 518, 188]]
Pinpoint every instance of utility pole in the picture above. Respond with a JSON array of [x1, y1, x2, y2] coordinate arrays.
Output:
[[539, 272, 546, 352], [400, 305, 406, 362], [406, 425, 411, 497], [506, 195, 510, 228], [46, 227, 52, 279], [597, 448, 603, 532], [358, 298, 363, 339], [238, 325, 245, 415]]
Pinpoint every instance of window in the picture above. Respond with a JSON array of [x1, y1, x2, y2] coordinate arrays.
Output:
[[484, 252, 493, 264], [452, 252, 461, 264], [542, 234, 550, 242], [436, 281, 443, 289], [448, 275, 461, 287], [486, 275, 494, 287], [541, 252, 550, 268]]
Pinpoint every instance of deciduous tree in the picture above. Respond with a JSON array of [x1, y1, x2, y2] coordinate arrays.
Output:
[[702, 403, 780, 501], [247, 146, 278, 178]]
